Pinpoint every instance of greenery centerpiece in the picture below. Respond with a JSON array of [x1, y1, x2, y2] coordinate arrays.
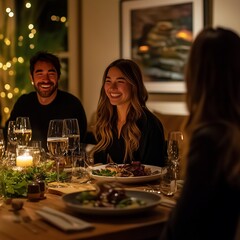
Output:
[[0, 160, 68, 198]]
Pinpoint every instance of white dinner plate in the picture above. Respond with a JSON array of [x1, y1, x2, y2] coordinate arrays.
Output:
[[90, 164, 165, 184], [62, 190, 161, 216]]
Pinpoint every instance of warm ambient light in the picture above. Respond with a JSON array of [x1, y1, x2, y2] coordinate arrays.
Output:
[[7, 93, 13, 99], [4, 84, 10, 90], [138, 45, 149, 53], [16, 155, 33, 167], [6, 8, 11, 13], [175, 29, 193, 42], [18, 57, 24, 63], [4, 38, 11, 46], [25, 2, 31, 8], [4, 107, 9, 114], [1, 92, 6, 98], [28, 24, 34, 30]]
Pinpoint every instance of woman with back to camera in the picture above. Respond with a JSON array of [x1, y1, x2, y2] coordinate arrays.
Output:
[[90, 59, 166, 167], [159, 27, 240, 239]]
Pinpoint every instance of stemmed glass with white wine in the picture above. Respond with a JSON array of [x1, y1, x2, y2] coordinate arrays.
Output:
[[0, 129, 5, 161], [6, 121, 18, 164], [7, 121, 17, 147], [47, 119, 68, 187], [167, 130, 184, 193], [63, 118, 80, 178], [15, 117, 32, 146]]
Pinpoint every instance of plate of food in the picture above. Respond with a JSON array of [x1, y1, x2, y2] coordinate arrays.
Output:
[[62, 184, 161, 216], [90, 162, 165, 183]]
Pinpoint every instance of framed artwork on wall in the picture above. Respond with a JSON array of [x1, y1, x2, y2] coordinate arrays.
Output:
[[120, 0, 210, 94]]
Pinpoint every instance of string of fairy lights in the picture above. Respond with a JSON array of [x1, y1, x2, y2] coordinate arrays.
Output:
[[0, 0, 67, 126]]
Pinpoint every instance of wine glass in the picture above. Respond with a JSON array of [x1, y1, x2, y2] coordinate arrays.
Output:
[[15, 117, 32, 146], [7, 121, 17, 146], [0, 129, 5, 161], [47, 119, 68, 187], [167, 131, 184, 192], [5, 121, 18, 166], [63, 118, 80, 177]]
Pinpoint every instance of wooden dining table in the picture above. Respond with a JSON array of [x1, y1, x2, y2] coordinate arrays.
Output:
[[0, 181, 175, 240]]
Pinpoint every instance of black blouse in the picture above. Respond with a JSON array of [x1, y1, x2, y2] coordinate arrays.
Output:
[[94, 109, 166, 167], [159, 122, 240, 239]]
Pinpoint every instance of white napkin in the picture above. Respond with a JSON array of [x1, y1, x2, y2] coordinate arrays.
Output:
[[36, 206, 93, 231]]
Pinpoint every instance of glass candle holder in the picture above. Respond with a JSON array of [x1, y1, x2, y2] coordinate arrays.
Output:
[[16, 147, 34, 167]]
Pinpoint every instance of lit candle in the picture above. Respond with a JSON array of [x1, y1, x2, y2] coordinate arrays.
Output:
[[16, 155, 33, 167]]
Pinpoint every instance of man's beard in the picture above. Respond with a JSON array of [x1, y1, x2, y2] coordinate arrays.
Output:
[[34, 82, 58, 98]]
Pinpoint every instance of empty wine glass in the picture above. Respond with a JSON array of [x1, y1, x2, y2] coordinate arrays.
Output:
[[47, 119, 68, 187], [15, 117, 32, 146], [63, 118, 80, 178], [167, 131, 184, 192]]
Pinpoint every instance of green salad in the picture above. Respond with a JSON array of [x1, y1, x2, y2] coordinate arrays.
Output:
[[75, 182, 146, 209]]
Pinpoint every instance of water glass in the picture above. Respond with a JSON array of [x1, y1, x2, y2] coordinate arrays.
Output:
[[159, 166, 177, 196], [70, 151, 91, 184], [29, 141, 42, 166]]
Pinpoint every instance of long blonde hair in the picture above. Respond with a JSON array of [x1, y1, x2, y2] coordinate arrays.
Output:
[[91, 59, 148, 162]]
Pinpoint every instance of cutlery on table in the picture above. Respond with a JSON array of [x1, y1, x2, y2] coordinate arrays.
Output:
[[36, 206, 93, 231]]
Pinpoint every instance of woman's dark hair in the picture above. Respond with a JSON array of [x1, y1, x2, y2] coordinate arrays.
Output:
[[186, 27, 240, 126], [185, 27, 240, 185]]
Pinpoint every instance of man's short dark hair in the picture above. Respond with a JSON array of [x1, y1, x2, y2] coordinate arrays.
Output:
[[30, 51, 61, 78]]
